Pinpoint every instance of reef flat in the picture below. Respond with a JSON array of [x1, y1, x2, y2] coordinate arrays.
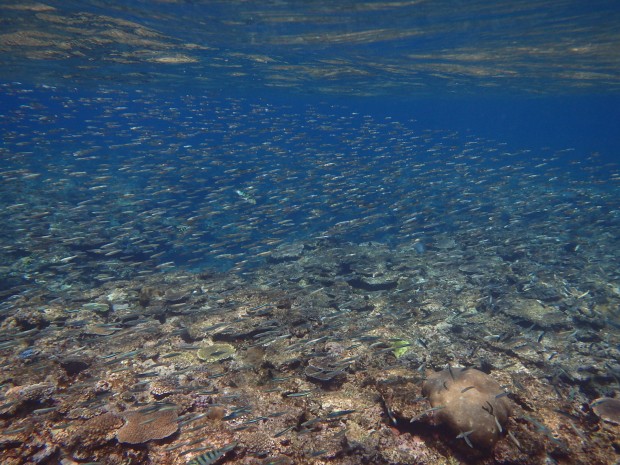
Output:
[[1, 230, 620, 464]]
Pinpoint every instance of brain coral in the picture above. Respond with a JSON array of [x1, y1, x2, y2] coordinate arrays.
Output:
[[422, 367, 512, 450], [116, 408, 178, 444]]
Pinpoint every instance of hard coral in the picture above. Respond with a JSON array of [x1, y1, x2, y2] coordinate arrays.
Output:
[[6, 383, 55, 402], [3, 382, 55, 413], [150, 375, 179, 399], [422, 367, 512, 450], [68, 412, 123, 449], [115, 408, 178, 444]]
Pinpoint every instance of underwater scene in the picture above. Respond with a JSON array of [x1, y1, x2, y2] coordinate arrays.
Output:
[[1, 1, 620, 464]]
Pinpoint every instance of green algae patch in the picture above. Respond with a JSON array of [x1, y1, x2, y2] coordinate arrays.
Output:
[[391, 339, 411, 358], [197, 343, 236, 362]]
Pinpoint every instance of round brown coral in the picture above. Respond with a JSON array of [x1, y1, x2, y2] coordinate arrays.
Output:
[[116, 408, 178, 444], [422, 367, 512, 450]]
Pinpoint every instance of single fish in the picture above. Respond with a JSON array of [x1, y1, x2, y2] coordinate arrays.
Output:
[[456, 429, 475, 448], [187, 442, 237, 465]]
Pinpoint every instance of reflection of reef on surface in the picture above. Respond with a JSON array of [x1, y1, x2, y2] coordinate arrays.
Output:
[[1, 1, 619, 94], [0, 3, 202, 65]]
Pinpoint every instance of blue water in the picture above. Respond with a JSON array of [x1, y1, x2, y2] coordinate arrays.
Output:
[[1, 0, 619, 276]]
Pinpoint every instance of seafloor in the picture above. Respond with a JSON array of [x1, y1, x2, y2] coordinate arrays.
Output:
[[1, 229, 620, 465]]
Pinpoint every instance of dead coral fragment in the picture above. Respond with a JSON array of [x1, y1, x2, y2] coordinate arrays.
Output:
[[421, 367, 512, 450], [197, 343, 235, 362], [591, 397, 620, 425], [116, 407, 178, 444]]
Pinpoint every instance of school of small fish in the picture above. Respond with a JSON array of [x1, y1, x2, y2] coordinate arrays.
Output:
[[0, 80, 618, 465]]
